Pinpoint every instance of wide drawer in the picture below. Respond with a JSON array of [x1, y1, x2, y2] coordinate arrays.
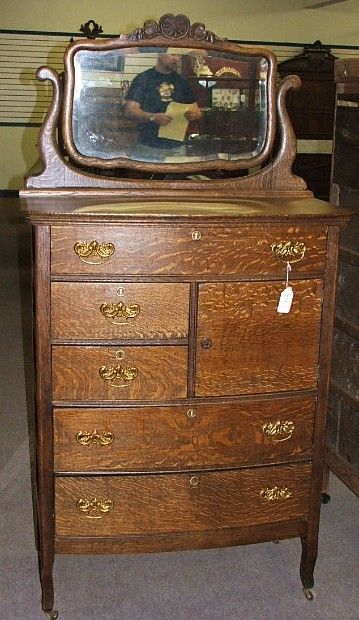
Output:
[[196, 279, 323, 396], [51, 282, 189, 341], [55, 463, 312, 537], [50, 224, 327, 277], [52, 345, 188, 402], [53, 396, 315, 472]]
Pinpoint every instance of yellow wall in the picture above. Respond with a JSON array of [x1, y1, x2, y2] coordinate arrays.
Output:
[[1, 0, 358, 189], [2, 0, 358, 44]]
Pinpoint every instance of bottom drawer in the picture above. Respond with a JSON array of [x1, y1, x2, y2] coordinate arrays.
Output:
[[55, 464, 311, 538]]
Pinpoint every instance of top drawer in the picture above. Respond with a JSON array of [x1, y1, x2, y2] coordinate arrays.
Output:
[[50, 224, 327, 277]]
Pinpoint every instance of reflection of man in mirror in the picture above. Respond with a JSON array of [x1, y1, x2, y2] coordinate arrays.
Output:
[[125, 48, 202, 149]]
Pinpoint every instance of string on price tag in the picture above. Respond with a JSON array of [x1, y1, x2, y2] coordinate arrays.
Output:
[[277, 262, 294, 314]]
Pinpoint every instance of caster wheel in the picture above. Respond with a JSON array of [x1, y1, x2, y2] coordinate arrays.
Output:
[[273, 539, 280, 544], [45, 611, 58, 619], [321, 492, 331, 504], [303, 588, 314, 601]]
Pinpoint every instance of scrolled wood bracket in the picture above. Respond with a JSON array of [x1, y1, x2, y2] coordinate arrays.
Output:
[[268, 74, 309, 192]]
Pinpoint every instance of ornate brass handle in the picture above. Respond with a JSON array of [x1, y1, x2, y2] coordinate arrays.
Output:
[[76, 429, 114, 447], [262, 420, 295, 442], [271, 241, 307, 263], [76, 497, 114, 519], [74, 240, 115, 264], [99, 364, 138, 388], [100, 301, 140, 325], [260, 486, 292, 501]]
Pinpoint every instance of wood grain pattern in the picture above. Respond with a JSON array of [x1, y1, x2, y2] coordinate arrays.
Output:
[[55, 463, 312, 537], [50, 224, 327, 277], [21, 196, 350, 225], [33, 226, 56, 613], [52, 345, 187, 402], [196, 279, 323, 396], [55, 519, 308, 555], [53, 396, 315, 472], [51, 282, 189, 340]]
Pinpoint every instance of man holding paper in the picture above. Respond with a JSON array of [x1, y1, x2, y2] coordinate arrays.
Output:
[[125, 49, 202, 149]]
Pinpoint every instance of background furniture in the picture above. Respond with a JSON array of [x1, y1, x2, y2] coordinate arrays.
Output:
[[326, 58, 359, 497], [278, 41, 336, 201]]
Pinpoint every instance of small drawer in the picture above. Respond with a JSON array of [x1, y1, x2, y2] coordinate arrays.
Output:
[[55, 463, 312, 538], [51, 282, 189, 341], [53, 396, 315, 472], [52, 345, 187, 402], [51, 224, 327, 277]]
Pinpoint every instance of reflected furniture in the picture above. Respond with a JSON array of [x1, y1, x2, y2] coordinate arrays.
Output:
[[20, 14, 351, 618], [326, 58, 359, 497], [278, 41, 336, 201]]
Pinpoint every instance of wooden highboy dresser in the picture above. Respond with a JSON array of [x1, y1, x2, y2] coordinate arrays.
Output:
[[20, 14, 351, 618]]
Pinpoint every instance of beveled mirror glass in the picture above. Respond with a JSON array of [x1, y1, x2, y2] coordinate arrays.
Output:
[[71, 47, 269, 166]]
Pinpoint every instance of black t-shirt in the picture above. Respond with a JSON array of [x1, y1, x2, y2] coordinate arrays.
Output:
[[126, 67, 196, 147]]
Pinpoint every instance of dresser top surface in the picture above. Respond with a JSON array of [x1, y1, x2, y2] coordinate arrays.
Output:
[[20, 196, 351, 226]]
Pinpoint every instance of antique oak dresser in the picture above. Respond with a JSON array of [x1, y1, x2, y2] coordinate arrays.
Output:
[[20, 14, 351, 618]]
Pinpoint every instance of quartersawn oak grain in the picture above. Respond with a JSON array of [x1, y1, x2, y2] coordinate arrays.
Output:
[[51, 281, 190, 340], [53, 396, 315, 472], [196, 279, 323, 396], [52, 345, 188, 402], [50, 224, 327, 277], [55, 463, 312, 537]]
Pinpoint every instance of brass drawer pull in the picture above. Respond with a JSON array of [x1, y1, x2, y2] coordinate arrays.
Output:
[[191, 231, 202, 241], [201, 338, 213, 349], [262, 420, 295, 442], [271, 241, 307, 263], [99, 364, 138, 388], [100, 301, 140, 324], [189, 475, 200, 487], [76, 497, 114, 519], [260, 486, 292, 501], [74, 240, 115, 264], [186, 408, 197, 419], [76, 429, 114, 447]]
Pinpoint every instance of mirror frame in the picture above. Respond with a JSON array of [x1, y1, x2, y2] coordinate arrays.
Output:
[[61, 15, 277, 174]]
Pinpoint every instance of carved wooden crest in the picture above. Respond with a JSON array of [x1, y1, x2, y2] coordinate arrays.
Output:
[[128, 13, 220, 43], [80, 19, 103, 39]]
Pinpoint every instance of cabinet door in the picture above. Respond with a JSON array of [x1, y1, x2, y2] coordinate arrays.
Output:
[[196, 280, 323, 397]]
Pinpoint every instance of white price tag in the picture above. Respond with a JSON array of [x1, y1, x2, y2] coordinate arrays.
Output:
[[277, 286, 294, 314]]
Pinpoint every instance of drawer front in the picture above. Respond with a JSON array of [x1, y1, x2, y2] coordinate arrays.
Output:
[[52, 345, 187, 402], [196, 279, 323, 396], [51, 282, 189, 341], [54, 396, 315, 472], [51, 225, 327, 277], [55, 463, 311, 537]]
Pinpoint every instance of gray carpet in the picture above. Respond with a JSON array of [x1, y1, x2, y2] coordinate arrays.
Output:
[[1, 198, 358, 620]]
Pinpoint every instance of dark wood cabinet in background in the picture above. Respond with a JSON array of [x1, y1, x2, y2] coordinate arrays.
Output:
[[278, 41, 336, 200], [326, 59, 359, 497]]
